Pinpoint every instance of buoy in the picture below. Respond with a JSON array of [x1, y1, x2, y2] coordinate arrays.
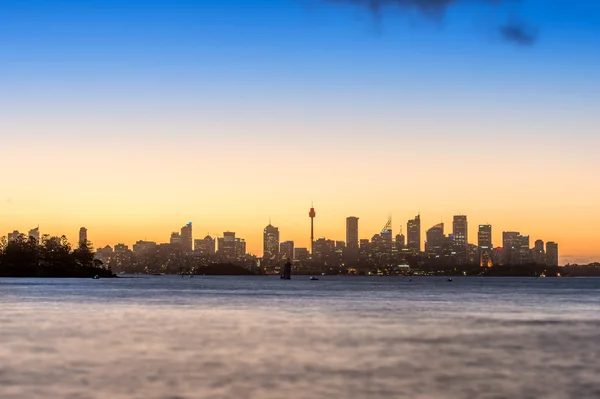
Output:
[[93, 275, 99, 280]]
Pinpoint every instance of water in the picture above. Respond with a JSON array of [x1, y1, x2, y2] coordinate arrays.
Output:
[[1, 276, 600, 399]]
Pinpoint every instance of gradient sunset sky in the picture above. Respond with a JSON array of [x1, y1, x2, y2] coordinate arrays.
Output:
[[1, 0, 599, 264]]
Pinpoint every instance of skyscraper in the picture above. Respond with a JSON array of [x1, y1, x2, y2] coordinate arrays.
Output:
[[263, 223, 280, 260], [478, 225, 493, 267], [502, 231, 520, 264], [195, 235, 216, 255], [346, 217, 359, 251], [180, 222, 193, 252], [28, 227, 40, 245], [407, 215, 421, 252], [546, 242, 559, 266], [452, 215, 468, 247], [345, 217, 359, 263], [218, 232, 237, 261], [425, 223, 444, 254], [533, 239, 545, 264], [478, 225, 492, 248], [79, 227, 88, 246], [170, 232, 181, 246], [7, 230, 21, 243], [280, 241, 294, 260]]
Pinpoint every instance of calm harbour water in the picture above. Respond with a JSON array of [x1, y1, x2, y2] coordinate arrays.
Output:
[[1, 276, 600, 399]]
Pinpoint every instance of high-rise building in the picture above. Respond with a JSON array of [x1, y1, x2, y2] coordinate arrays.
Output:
[[452, 215, 468, 247], [133, 241, 157, 255], [170, 232, 181, 246], [195, 235, 216, 255], [79, 227, 88, 246], [395, 227, 406, 250], [502, 231, 520, 264], [280, 241, 294, 260], [478, 225, 492, 248], [218, 232, 236, 260], [313, 237, 335, 262], [546, 242, 559, 266], [407, 215, 421, 252], [7, 230, 21, 243], [533, 239, 545, 264], [345, 217, 359, 264], [346, 217, 359, 250], [180, 223, 193, 252], [263, 224, 280, 260], [28, 227, 40, 245], [515, 235, 531, 264], [425, 223, 444, 254]]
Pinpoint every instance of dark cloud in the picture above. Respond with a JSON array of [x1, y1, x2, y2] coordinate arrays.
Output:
[[323, 0, 539, 46], [499, 22, 538, 46]]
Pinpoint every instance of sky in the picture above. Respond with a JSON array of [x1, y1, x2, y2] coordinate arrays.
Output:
[[1, 0, 599, 264]]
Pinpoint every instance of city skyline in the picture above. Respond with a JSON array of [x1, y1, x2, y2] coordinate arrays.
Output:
[[2, 208, 572, 264]]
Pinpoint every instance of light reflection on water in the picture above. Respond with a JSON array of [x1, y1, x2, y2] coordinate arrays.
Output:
[[1, 276, 600, 399]]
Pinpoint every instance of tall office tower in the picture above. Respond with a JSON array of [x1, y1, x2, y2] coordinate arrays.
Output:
[[218, 232, 237, 261], [309, 204, 316, 256], [235, 238, 246, 260], [7, 230, 21, 243], [379, 216, 393, 255], [280, 241, 295, 260], [170, 232, 181, 246], [180, 222, 193, 252], [133, 240, 158, 256], [477, 225, 493, 267], [346, 217, 359, 250], [452, 215, 468, 247], [533, 239, 545, 264], [425, 223, 444, 254], [345, 217, 359, 263], [28, 227, 40, 245], [407, 215, 421, 252], [516, 235, 531, 264], [263, 223, 280, 260], [79, 227, 88, 246], [395, 227, 406, 251], [195, 235, 216, 255], [546, 242, 559, 266], [502, 231, 520, 264], [478, 225, 493, 248]]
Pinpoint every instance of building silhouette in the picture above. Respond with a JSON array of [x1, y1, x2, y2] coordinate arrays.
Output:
[[294, 247, 309, 261], [345, 217, 359, 263], [533, 239, 545, 264], [280, 241, 294, 260], [194, 235, 216, 255], [425, 223, 444, 254], [79, 227, 88, 246], [7, 230, 21, 243], [180, 223, 193, 252], [309, 205, 316, 256], [502, 231, 520, 264], [407, 215, 421, 252], [133, 240, 157, 256], [546, 242, 559, 266], [453, 216, 468, 247], [263, 223, 280, 260], [478, 225, 493, 267], [478, 225, 492, 248], [170, 232, 181, 246], [28, 227, 40, 245]]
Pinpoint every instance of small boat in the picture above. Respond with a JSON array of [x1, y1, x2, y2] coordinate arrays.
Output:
[[310, 276, 319, 281], [447, 278, 453, 282], [92, 275, 100, 280]]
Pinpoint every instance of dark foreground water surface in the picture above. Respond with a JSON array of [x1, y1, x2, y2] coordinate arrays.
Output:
[[1, 276, 600, 399]]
